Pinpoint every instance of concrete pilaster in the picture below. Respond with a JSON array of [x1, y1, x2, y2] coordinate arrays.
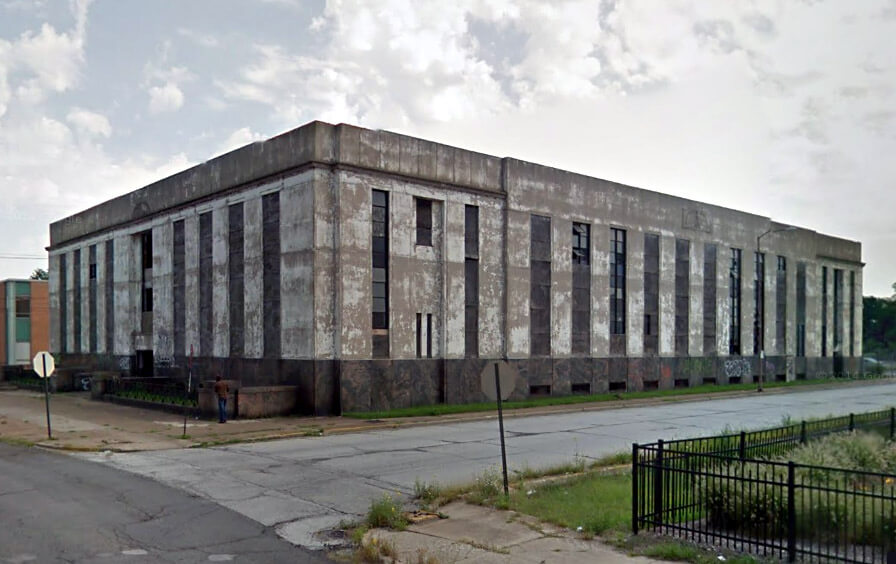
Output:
[[626, 229, 644, 356], [65, 250, 75, 354], [184, 215, 200, 356], [551, 217, 571, 357], [854, 269, 863, 357], [591, 221, 609, 358], [313, 172, 336, 359], [212, 206, 230, 358], [505, 209, 529, 358], [659, 235, 675, 356], [805, 263, 820, 357], [479, 201, 505, 358], [280, 176, 314, 359], [389, 192, 415, 359], [763, 254, 776, 356], [243, 197, 264, 359], [687, 241, 703, 357], [153, 222, 174, 363], [335, 172, 371, 360], [741, 249, 755, 359], [112, 234, 133, 357], [717, 247, 730, 357], [444, 201, 465, 358], [785, 256, 797, 357], [96, 242, 106, 354]]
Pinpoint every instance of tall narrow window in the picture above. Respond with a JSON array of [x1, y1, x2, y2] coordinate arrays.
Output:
[[426, 313, 433, 358], [229, 203, 244, 357], [753, 252, 765, 355], [173, 220, 185, 358], [464, 205, 479, 357], [821, 266, 828, 357], [415, 198, 432, 247], [776, 256, 786, 354], [262, 192, 281, 358], [571, 222, 590, 355], [105, 239, 114, 354], [88, 244, 97, 353], [372, 190, 389, 357], [140, 232, 153, 313], [833, 269, 843, 356], [610, 228, 626, 334], [703, 244, 717, 355], [675, 239, 690, 356], [199, 213, 213, 356], [849, 271, 855, 357], [416, 313, 423, 358], [73, 248, 82, 352], [796, 262, 806, 357], [729, 248, 742, 355], [643, 233, 660, 355], [530, 215, 552, 356]]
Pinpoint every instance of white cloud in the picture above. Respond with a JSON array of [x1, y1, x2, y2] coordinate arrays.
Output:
[[66, 107, 111, 138], [148, 82, 184, 113], [215, 126, 265, 157]]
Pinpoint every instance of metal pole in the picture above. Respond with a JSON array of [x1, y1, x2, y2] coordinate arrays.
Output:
[[632, 443, 639, 535], [42, 355, 52, 440], [182, 345, 193, 437], [787, 461, 796, 562], [494, 363, 509, 497]]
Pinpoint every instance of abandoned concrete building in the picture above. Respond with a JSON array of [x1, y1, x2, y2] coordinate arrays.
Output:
[[47, 120, 863, 415]]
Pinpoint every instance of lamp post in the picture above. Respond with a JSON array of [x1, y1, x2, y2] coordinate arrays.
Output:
[[756, 226, 797, 392]]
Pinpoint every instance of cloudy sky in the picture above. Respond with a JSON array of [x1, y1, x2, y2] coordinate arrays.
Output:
[[1, 0, 894, 296]]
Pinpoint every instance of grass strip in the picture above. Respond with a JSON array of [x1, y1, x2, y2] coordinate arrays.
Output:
[[344, 376, 887, 419]]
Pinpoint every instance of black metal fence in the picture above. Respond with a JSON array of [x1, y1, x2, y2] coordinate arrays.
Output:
[[106, 377, 197, 408], [633, 408, 896, 563]]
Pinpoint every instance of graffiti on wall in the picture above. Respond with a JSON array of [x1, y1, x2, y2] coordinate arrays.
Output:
[[155, 332, 174, 367], [723, 358, 751, 379], [678, 357, 714, 377]]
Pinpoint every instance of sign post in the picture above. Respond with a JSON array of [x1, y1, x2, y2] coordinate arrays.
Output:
[[481, 360, 517, 498], [183, 344, 194, 437], [32, 351, 56, 440]]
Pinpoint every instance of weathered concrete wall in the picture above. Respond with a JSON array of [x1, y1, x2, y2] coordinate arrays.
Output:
[[48, 254, 60, 353], [46, 120, 865, 413]]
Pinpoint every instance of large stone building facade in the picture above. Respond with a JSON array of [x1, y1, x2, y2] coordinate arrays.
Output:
[[48, 121, 863, 414]]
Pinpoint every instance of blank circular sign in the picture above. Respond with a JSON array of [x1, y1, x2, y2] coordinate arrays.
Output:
[[32, 351, 56, 378], [480, 361, 518, 401]]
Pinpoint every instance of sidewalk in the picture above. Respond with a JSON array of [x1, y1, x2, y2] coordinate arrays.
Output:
[[364, 502, 663, 563], [1, 378, 892, 452]]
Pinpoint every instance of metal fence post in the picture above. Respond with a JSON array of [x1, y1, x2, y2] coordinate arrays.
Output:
[[890, 408, 895, 440], [849, 413, 855, 432], [800, 420, 807, 444], [787, 461, 796, 562], [654, 440, 664, 524], [632, 443, 639, 535], [739, 431, 746, 460]]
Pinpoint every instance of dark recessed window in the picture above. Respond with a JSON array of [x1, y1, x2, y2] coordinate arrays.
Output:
[[572, 222, 589, 265], [416, 198, 432, 247], [610, 228, 626, 335]]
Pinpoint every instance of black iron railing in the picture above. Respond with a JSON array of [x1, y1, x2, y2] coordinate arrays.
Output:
[[106, 377, 197, 408], [633, 408, 896, 563]]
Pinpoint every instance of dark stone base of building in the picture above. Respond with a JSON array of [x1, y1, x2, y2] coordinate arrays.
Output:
[[58, 353, 864, 415]]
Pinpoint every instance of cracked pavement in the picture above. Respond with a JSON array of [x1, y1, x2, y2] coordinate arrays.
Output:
[[76, 381, 896, 551], [0, 442, 326, 563]]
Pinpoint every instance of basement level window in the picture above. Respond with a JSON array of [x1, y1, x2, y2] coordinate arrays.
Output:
[[529, 384, 551, 396], [571, 382, 591, 394], [674, 379, 689, 388], [608, 381, 627, 392], [416, 198, 432, 246], [643, 380, 659, 390], [702, 377, 717, 385]]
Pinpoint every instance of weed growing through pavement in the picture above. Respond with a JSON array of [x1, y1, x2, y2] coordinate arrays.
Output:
[[366, 493, 408, 530]]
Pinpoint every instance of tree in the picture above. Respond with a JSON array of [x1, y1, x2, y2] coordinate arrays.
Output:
[[29, 268, 48, 280], [863, 287, 896, 355]]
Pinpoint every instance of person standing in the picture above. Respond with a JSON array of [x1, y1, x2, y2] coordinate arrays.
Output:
[[213, 375, 229, 423]]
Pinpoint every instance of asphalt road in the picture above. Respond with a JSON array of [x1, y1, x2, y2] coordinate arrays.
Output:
[[0, 443, 327, 564], [80, 381, 896, 550]]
